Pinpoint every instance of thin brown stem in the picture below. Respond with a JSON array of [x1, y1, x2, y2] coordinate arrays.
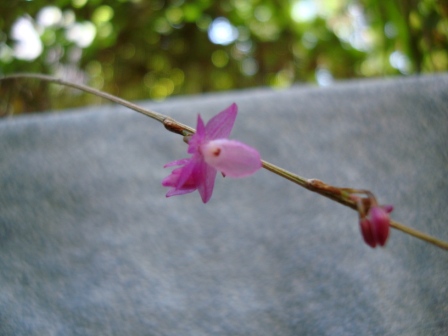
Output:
[[1, 73, 167, 122], [1, 73, 447, 251], [391, 220, 448, 250], [261, 160, 448, 250]]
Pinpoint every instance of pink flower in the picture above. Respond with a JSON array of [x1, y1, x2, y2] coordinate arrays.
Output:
[[359, 205, 393, 248], [162, 103, 262, 203]]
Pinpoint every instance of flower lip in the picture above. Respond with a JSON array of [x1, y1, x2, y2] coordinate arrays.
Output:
[[201, 139, 262, 178]]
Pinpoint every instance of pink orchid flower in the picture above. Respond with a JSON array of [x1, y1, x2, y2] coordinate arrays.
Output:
[[359, 205, 393, 248], [162, 103, 262, 203]]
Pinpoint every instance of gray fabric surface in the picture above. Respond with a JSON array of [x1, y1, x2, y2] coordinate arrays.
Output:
[[1, 74, 447, 335]]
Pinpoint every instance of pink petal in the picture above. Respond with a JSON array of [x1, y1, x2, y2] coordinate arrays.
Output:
[[382, 205, 394, 213], [201, 139, 262, 178], [205, 103, 238, 140], [196, 160, 217, 203], [188, 114, 206, 154], [175, 156, 199, 190], [162, 167, 181, 187], [166, 187, 196, 197], [162, 165, 197, 198], [360, 218, 377, 248], [197, 113, 206, 136], [163, 158, 190, 168], [369, 206, 390, 246]]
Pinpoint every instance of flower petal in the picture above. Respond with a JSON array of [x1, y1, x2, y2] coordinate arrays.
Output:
[[196, 159, 217, 203], [360, 218, 377, 248], [382, 204, 394, 213], [188, 114, 206, 154], [166, 186, 196, 197], [162, 166, 197, 198], [205, 103, 237, 140], [369, 206, 390, 246], [163, 158, 190, 168], [162, 167, 181, 187], [201, 139, 262, 178], [175, 156, 199, 190]]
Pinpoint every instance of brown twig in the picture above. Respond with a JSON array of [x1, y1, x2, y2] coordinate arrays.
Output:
[[1, 73, 447, 251]]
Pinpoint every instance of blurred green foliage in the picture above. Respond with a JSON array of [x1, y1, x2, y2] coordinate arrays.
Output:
[[0, 0, 447, 115]]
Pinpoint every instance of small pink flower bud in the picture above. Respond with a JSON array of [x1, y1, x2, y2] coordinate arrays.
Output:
[[359, 205, 393, 248]]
